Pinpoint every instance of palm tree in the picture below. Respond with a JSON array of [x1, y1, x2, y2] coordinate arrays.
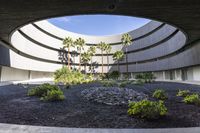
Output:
[[105, 43, 112, 73], [97, 42, 107, 74], [74, 38, 85, 71], [121, 33, 132, 75], [113, 50, 124, 72], [81, 52, 91, 74], [71, 50, 78, 69], [63, 37, 73, 70], [58, 47, 66, 65], [88, 46, 96, 74]]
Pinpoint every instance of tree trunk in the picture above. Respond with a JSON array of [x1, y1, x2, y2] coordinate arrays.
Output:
[[84, 64, 86, 74], [79, 49, 81, 71], [68, 47, 70, 70], [107, 53, 109, 73], [101, 50, 103, 74], [118, 60, 120, 80], [62, 49, 66, 67], [126, 47, 128, 73], [73, 56, 75, 69], [90, 57, 93, 74]]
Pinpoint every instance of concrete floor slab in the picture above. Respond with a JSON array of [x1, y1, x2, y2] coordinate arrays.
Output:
[[0, 123, 200, 133]]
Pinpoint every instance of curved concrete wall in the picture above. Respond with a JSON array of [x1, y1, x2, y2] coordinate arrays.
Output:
[[115, 40, 200, 73], [1, 17, 200, 82], [9, 19, 188, 75], [2, 18, 199, 82]]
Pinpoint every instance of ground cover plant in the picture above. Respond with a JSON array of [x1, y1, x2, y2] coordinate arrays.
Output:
[[128, 100, 167, 119], [183, 93, 200, 105], [133, 79, 145, 85], [101, 80, 118, 87], [119, 81, 128, 88], [28, 83, 65, 101], [119, 80, 133, 88], [177, 90, 190, 97], [152, 89, 168, 100]]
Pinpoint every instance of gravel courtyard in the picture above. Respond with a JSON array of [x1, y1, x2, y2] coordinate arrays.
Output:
[[0, 82, 200, 128]]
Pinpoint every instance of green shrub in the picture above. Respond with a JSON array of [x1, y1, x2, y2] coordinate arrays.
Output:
[[177, 90, 190, 97], [28, 83, 65, 101], [41, 89, 65, 101], [135, 73, 155, 83], [84, 74, 94, 83], [183, 94, 200, 105], [143, 73, 155, 83], [119, 82, 127, 88], [152, 89, 168, 100], [128, 100, 167, 119], [119, 80, 132, 88], [98, 74, 106, 80], [135, 74, 143, 79], [101, 80, 117, 87], [133, 79, 145, 85], [54, 66, 93, 85], [28, 83, 58, 97], [123, 73, 130, 80], [109, 71, 120, 80]]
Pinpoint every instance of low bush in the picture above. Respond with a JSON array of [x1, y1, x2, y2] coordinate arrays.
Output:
[[98, 74, 107, 80], [143, 73, 155, 83], [135, 74, 143, 79], [41, 89, 65, 101], [177, 90, 190, 97], [28, 83, 65, 101], [54, 66, 93, 85], [133, 79, 145, 85], [28, 83, 58, 97], [128, 100, 167, 119], [152, 89, 168, 100], [123, 73, 130, 80], [84, 74, 94, 83], [119, 81, 127, 88], [135, 73, 155, 83], [119, 80, 133, 88], [183, 94, 200, 105], [109, 71, 120, 80], [101, 80, 117, 87]]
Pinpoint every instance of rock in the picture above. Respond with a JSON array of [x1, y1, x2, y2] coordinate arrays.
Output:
[[81, 87, 148, 105]]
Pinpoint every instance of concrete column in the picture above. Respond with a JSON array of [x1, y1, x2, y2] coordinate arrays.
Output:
[[163, 71, 165, 80], [175, 70, 177, 80], [0, 66, 2, 82], [131, 72, 133, 79], [28, 70, 31, 80], [120, 73, 123, 80], [180, 69, 183, 81]]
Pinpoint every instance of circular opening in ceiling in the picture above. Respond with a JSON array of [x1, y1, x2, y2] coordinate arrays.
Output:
[[47, 14, 151, 36]]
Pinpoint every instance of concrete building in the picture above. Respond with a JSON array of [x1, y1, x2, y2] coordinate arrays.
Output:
[[0, 0, 200, 82]]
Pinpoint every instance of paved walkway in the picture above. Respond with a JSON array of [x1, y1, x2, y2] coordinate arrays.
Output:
[[0, 123, 200, 133], [155, 80, 200, 85], [0, 78, 53, 86], [1, 79, 200, 86]]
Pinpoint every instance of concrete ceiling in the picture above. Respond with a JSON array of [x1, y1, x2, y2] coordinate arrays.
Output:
[[0, 0, 200, 46]]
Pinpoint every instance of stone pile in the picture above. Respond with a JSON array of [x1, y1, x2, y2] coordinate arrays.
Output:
[[81, 87, 148, 105]]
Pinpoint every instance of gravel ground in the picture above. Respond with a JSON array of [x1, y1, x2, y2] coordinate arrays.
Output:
[[0, 81, 200, 128]]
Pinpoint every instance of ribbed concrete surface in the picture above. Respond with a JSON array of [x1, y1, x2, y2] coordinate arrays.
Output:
[[0, 123, 200, 133]]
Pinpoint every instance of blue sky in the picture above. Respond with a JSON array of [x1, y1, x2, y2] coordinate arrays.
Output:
[[48, 15, 150, 36]]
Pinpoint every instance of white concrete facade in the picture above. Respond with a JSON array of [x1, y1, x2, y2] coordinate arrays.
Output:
[[1, 18, 200, 82]]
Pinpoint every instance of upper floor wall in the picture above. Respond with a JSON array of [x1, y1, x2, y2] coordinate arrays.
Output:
[[8, 19, 189, 73]]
